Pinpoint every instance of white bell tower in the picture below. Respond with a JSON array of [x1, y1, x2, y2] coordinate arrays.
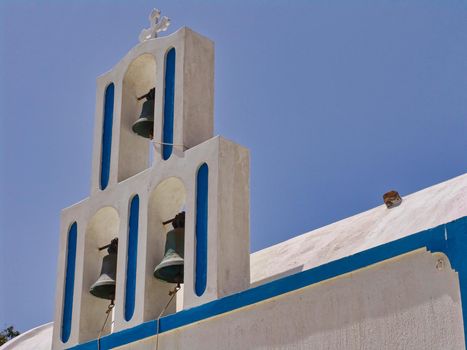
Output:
[[51, 10, 250, 350]]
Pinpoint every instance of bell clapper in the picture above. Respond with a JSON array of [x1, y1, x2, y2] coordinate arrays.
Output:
[[169, 282, 181, 296]]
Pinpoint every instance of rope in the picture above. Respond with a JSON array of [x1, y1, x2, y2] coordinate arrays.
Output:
[[97, 300, 115, 350], [155, 283, 181, 350], [150, 140, 185, 148]]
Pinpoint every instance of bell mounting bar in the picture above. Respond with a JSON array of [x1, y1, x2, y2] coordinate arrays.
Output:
[[137, 88, 155, 101], [162, 218, 176, 225], [98, 238, 119, 251], [162, 212, 186, 226]]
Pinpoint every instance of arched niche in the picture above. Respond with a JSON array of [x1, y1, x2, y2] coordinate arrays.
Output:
[[119, 54, 156, 182], [79, 207, 120, 342], [145, 177, 186, 319]]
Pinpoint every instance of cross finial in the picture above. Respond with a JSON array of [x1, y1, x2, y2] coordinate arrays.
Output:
[[139, 9, 171, 42]]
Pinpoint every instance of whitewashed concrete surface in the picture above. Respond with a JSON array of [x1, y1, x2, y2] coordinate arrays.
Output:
[[0, 323, 52, 350], [251, 172, 467, 286], [119, 249, 465, 350]]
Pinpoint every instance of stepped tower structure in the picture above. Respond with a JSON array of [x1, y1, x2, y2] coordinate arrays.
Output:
[[51, 10, 250, 350]]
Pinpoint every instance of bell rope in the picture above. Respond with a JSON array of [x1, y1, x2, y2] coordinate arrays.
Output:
[[155, 283, 181, 350], [97, 299, 115, 350]]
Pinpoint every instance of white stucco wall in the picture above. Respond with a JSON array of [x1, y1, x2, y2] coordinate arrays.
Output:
[[115, 250, 465, 350]]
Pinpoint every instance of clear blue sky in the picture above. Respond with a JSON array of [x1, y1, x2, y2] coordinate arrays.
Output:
[[1, 0, 466, 333]]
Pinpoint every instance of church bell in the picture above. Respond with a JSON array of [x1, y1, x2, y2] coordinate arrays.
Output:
[[132, 88, 155, 139], [90, 238, 118, 300], [154, 212, 185, 284]]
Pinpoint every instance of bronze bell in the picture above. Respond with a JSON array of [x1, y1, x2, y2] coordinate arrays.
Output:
[[90, 238, 118, 300], [132, 88, 155, 139], [154, 212, 185, 284]]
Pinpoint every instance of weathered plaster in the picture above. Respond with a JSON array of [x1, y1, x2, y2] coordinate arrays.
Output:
[[119, 250, 465, 350]]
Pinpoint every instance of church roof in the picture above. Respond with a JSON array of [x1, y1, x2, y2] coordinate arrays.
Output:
[[0, 323, 52, 350], [251, 173, 467, 286]]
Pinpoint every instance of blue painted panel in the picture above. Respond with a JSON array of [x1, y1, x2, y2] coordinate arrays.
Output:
[[195, 163, 209, 296], [67, 216, 467, 350], [62, 222, 77, 343], [100, 83, 114, 190], [125, 195, 139, 321], [163, 48, 176, 160]]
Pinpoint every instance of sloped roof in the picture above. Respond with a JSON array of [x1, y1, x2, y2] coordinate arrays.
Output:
[[0, 323, 52, 350], [250, 173, 467, 286]]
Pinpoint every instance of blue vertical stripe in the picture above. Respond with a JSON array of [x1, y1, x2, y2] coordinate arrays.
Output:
[[125, 195, 139, 321], [163, 48, 176, 160], [62, 222, 77, 343], [100, 83, 114, 190], [195, 163, 209, 296]]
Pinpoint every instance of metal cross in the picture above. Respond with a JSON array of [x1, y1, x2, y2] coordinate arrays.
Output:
[[139, 9, 171, 42]]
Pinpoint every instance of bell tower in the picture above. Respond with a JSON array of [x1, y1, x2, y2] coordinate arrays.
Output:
[[51, 9, 250, 350]]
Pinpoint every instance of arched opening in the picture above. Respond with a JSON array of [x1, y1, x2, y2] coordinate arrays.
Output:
[[145, 177, 186, 319], [80, 207, 120, 342], [119, 54, 156, 182]]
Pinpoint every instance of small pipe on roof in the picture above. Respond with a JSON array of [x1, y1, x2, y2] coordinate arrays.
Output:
[[383, 190, 402, 208]]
